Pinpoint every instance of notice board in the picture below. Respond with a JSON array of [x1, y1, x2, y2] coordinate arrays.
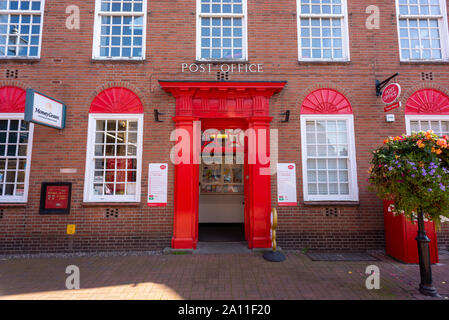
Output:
[[39, 182, 72, 214], [148, 163, 168, 207], [277, 163, 297, 206]]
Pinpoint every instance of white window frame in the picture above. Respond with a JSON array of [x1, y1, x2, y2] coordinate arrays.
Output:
[[0, 0, 45, 59], [395, 0, 449, 61], [92, 0, 147, 60], [196, 0, 248, 61], [296, 0, 350, 62], [300, 114, 358, 201], [405, 114, 449, 135], [83, 113, 143, 203], [0, 114, 34, 203]]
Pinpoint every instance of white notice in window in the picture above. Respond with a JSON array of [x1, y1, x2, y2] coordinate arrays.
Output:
[[277, 163, 297, 206], [148, 163, 168, 207]]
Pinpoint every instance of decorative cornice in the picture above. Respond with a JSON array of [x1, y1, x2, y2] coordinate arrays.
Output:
[[159, 81, 287, 118]]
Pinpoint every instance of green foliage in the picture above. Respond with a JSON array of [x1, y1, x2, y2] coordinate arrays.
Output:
[[368, 131, 449, 229]]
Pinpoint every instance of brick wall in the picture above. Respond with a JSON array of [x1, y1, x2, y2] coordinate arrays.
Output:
[[0, 0, 448, 254]]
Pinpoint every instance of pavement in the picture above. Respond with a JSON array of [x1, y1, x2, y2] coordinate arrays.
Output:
[[0, 248, 448, 300]]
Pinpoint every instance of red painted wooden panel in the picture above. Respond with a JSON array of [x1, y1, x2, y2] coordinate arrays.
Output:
[[0, 86, 26, 113], [90, 87, 143, 114], [383, 200, 439, 264], [301, 88, 352, 114], [405, 88, 449, 115]]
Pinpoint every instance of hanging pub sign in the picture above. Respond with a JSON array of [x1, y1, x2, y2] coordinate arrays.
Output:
[[39, 182, 72, 215], [277, 163, 297, 206], [148, 163, 168, 207], [25, 89, 66, 129]]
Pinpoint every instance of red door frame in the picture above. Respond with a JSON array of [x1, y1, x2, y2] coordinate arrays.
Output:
[[160, 81, 287, 249]]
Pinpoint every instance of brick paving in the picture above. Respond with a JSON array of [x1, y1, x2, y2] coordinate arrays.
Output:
[[0, 250, 448, 300]]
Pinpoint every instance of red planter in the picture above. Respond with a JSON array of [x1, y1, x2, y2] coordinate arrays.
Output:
[[383, 200, 439, 264]]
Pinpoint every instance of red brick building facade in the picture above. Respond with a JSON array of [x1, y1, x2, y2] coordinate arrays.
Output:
[[0, 0, 448, 253]]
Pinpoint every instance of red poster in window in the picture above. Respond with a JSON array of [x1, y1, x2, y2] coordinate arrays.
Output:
[[105, 159, 133, 195], [45, 185, 70, 209]]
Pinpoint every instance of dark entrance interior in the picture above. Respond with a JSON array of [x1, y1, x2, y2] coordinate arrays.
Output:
[[198, 223, 245, 242]]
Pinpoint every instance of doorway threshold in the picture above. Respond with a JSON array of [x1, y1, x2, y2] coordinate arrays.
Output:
[[194, 241, 251, 254]]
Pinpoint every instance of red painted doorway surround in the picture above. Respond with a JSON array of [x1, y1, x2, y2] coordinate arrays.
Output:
[[159, 81, 287, 249]]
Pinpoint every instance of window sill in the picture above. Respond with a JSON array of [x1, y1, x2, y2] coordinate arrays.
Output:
[[82, 202, 142, 207], [298, 60, 351, 65], [91, 58, 146, 64], [0, 203, 27, 207], [195, 59, 249, 64], [0, 58, 40, 64], [303, 201, 359, 207], [400, 60, 449, 65]]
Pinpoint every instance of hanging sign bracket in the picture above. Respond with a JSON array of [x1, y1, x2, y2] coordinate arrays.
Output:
[[375, 73, 399, 96]]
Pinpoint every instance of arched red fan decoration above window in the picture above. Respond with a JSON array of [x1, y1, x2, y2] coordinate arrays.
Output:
[[0, 86, 26, 113], [405, 89, 449, 115], [301, 88, 352, 114], [89, 87, 143, 114]]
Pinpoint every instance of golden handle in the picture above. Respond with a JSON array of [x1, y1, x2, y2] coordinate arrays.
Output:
[[271, 208, 278, 252], [271, 207, 277, 230]]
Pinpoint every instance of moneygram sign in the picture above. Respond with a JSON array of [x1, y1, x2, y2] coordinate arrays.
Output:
[[25, 89, 66, 129]]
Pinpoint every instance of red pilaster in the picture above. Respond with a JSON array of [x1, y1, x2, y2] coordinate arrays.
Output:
[[172, 116, 199, 249], [247, 116, 272, 249]]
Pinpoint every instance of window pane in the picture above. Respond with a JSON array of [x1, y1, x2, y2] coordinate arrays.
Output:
[[199, 1, 245, 60], [0, 119, 31, 200], [299, 4, 346, 60], [90, 117, 140, 199], [411, 120, 449, 136], [0, 1, 43, 58], [304, 119, 352, 197], [308, 183, 317, 195], [100, 0, 144, 13], [398, 16, 443, 60], [300, 0, 342, 15], [200, 16, 243, 60], [97, 1, 144, 58]]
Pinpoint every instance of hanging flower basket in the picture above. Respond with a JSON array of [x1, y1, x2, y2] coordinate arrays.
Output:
[[369, 130, 449, 229]]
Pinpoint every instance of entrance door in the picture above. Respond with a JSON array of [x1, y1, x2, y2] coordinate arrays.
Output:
[[198, 123, 246, 242]]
